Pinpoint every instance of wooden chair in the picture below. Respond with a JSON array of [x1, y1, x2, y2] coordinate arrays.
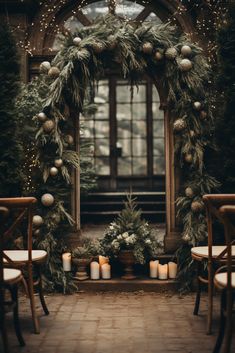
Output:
[[212, 205, 235, 353], [0, 206, 25, 353], [191, 194, 235, 334], [0, 197, 49, 334]]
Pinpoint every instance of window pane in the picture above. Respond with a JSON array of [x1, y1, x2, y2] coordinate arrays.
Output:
[[116, 104, 131, 120], [64, 16, 83, 32], [116, 103, 146, 120], [153, 157, 165, 175], [133, 158, 147, 175], [115, 1, 144, 20], [116, 83, 146, 103], [81, 120, 94, 138], [132, 139, 147, 157], [132, 120, 146, 137], [95, 104, 109, 120], [153, 103, 164, 119], [118, 120, 131, 138], [118, 157, 131, 176], [95, 121, 109, 138], [153, 138, 164, 156], [82, 1, 108, 20], [153, 119, 164, 137], [95, 139, 109, 156], [95, 81, 109, 103], [95, 157, 110, 175], [118, 139, 131, 157], [152, 87, 160, 102], [145, 12, 162, 25]]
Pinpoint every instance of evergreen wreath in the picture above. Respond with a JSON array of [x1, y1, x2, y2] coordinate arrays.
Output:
[[32, 14, 219, 290]]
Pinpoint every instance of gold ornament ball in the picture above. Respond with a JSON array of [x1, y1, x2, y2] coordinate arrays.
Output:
[[173, 118, 186, 132], [93, 43, 105, 54], [182, 233, 190, 242], [193, 101, 202, 111], [185, 187, 194, 198], [43, 120, 55, 133], [200, 110, 208, 120], [179, 59, 193, 72], [191, 201, 204, 213], [65, 134, 74, 145], [54, 158, 63, 168], [37, 112, 47, 122], [155, 51, 163, 61], [142, 42, 153, 54], [185, 153, 193, 163], [48, 66, 60, 78], [165, 47, 178, 60], [39, 61, 51, 73], [32, 215, 44, 227], [73, 37, 82, 46], [41, 193, 54, 207], [181, 45, 192, 57], [50, 167, 59, 176]]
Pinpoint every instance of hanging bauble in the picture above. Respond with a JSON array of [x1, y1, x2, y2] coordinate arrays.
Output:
[[41, 193, 54, 207], [142, 42, 153, 54], [65, 134, 74, 145], [54, 158, 63, 168], [43, 120, 55, 133], [37, 112, 47, 122], [34, 229, 40, 236], [92, 42, 105, 54], [107, 35, 117, 50], [200, 110, 208, 120], [185, 187, 194, 198], [182, 233, 190, 242], [155, 51, 163, 61], [173, 118, 186, 132], [193, 101, 202, 111], [165, 47, 177, 60], [50, 167, 59, 176], [185, 153, 193, 163], [181, 45, 192, 57], [191, 201, 204, 213], [179, 59, 193, 72], [32, 215, 44, 227], [73, 37, 82, 46], [39, 61, 51, 73], [48, 66, 60, 78]]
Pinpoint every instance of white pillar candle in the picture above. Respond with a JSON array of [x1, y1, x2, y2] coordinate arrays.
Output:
[[149, 260, 159, 278], [90, 261, 100, 280], [62, 252, 71, 271], [101, 263, 111, 279], [158, 264, 168, 279], [99, 255, 109, 267], [168, 262, 177, 279]]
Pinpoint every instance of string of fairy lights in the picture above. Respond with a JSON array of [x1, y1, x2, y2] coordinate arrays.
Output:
[[7, 0, 229, 62]]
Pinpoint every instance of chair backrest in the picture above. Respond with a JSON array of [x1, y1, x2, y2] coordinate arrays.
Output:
[[203, 195, 235, 259], [0, 198, 37, 262]]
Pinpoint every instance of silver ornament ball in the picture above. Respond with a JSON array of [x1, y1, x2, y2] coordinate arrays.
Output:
[[33, 215, 44, 227], [54, 158, 63, 168], [185, 187, 194, 198], [48, 66, 60, 78], [165, 47, 178, 60], [179, 59, 193, 72], [37, 112, 47, 122], [181, 45, 192, 57], [142, 42, 153, 54], [193, 101, 202, 111], [50, 167, 59, 176], [39, 61, 51, 73], [73, 37, 82, 46], [173, 118, 186, 132], [41, 193, 54, 207], [43, 120, 55, 133], [155, 51, 163, 61], [65, 135, 74, 145]]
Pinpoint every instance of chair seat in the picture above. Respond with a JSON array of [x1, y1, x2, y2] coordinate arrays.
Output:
[[214, 272, 235, 289], [3, 268, 22, 283], [191, 245, 235, 258], [4, 250, 47, 263]]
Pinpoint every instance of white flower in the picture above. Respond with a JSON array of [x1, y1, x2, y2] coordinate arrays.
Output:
[[111, 240, 120, 250], [117, 234, 123, 240], [122, 232, 129, 239], [109, 225, 114, 230], [145, 239, 151, 245]]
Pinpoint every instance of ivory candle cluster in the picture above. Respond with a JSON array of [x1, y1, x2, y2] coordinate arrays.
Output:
[[149, 261, 177, 279], [90, 256, 111, 280]]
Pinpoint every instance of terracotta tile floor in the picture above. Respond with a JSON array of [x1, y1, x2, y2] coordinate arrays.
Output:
[[4, 291, 235, 353]]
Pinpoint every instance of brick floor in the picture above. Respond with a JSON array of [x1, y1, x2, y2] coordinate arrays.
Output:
[[3, 291, 235, 353]]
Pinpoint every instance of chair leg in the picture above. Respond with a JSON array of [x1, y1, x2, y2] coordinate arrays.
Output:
[[213, 290, 226, 353], [27, 263, 40, 334], [207, 262, 214, 335], [193, 262, 201, 315], [11, 285, 25, 346], [37, 266, 49, 316], [1, 325, 9, 353], [221, 291, 234, 353]]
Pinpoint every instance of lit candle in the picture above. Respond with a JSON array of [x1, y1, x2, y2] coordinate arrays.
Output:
[[62, 252, 71, 272], [90, 261, 100, 280], [99, 255, 109, 267], [149, 260, 159, 278], [158, 264, 168, 279], [168, 262, 177, 279], [101, 263, 111, 279]]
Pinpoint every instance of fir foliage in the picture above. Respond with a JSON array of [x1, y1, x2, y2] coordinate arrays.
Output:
[[0, 22, 22, 197]]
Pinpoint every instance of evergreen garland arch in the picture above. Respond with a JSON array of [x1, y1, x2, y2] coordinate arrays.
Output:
[[32, 15, 218, 290]]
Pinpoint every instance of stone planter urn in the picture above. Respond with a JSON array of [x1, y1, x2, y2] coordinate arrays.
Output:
[[118, 250, 136, 280], [72, 257, 92, 281]]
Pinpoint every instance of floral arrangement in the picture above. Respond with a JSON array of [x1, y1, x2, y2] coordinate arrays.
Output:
[[72, 237, 99, 259], [99, 195, 161, 264]]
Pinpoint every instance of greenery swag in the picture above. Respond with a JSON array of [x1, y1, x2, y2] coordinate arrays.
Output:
[[30, 14, 218, 290]]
